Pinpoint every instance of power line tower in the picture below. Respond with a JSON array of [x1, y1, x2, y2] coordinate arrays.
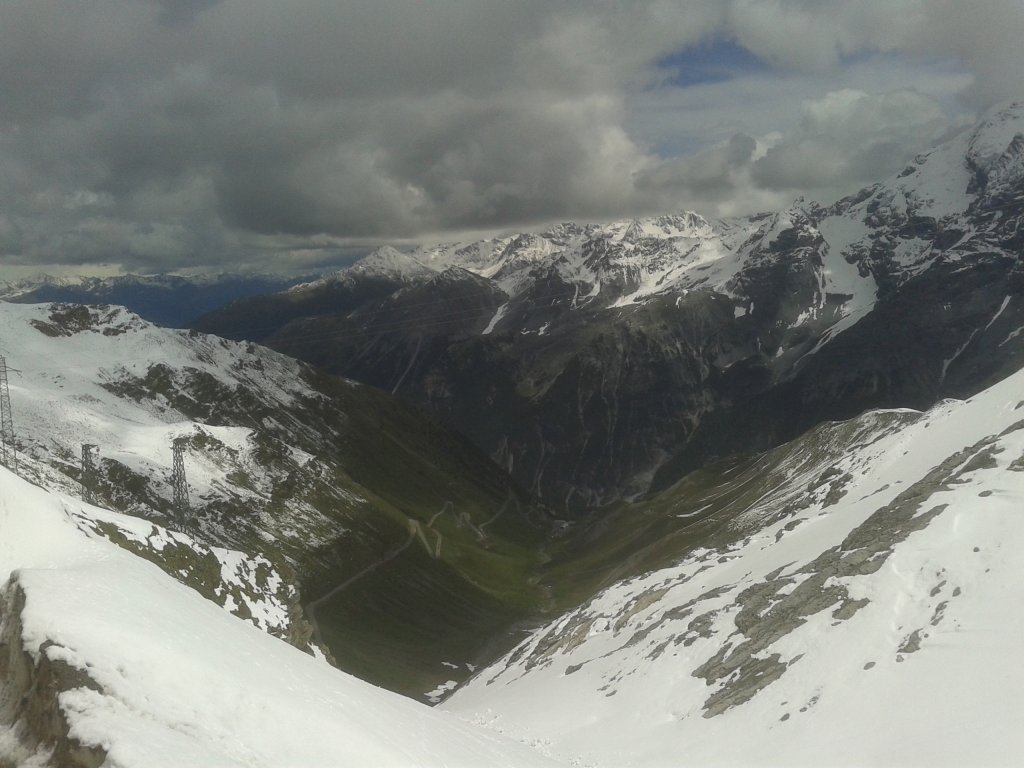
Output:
[[0, 356, 17, 473], [170, 437, 191, 527], [81, 444, 98, 504]]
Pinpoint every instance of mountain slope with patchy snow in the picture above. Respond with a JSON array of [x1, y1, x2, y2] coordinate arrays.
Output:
[[0, 467, 555, 767], [443, 365, 1024, 767], [0, 301, 551, 700]]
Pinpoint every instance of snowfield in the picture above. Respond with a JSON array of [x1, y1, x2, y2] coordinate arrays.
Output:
[[445, 368, 1024, 767], [0, 468, 556, 767], [0, 303, 315, 507]]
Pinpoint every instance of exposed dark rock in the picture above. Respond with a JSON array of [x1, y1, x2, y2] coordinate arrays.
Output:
[[0, 582, 106, 768]]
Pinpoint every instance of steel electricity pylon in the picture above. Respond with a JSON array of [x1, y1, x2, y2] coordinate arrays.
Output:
[[81, 444, 98, 504], [171, 437, 191, 527], [0, 356, 17, 472]]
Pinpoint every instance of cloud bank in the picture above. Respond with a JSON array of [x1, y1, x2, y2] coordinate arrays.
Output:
[[0, 0, 1021, 272]]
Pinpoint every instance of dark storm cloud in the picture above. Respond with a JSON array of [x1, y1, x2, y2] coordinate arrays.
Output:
[[0, 0, 1021, 272]]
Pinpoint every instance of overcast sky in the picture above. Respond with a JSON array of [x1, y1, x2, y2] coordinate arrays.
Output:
[[1, 0, 1022, 275]]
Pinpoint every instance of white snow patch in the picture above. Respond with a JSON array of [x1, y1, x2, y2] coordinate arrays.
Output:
[[482, 303, 510, 335], [985, 296, 1012, 331], [426, 680, 460, 705], [0, 469, 557, 767]]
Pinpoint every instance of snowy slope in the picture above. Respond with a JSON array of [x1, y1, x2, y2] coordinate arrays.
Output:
[[0, 301, 554, 700], [811, 101, 1024, 288], [445, 368, 1024, 766], [0, 303, 340, 561], [0, 467, 555, 767]]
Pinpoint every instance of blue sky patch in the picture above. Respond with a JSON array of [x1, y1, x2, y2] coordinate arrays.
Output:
[[656, 40, 768, 89]]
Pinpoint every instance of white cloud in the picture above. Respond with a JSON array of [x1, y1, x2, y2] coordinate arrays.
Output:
[[751, 88, 962, 191]]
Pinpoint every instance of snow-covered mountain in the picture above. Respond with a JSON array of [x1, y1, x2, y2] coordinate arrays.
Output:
[[6, 321, 1024, 766], [6, 270, 1024, 762], [196, 102, 1024, 513], [0, 466, 555, 767], [0, 301, 550, 700], [444, 365, 1024, 767]]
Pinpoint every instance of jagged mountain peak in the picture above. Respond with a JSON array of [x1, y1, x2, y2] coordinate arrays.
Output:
[[288, 246, 437, 293], [540, 221, 599, 244], [963, 102, 1024, 207], [615, 211, 716, 242], [836, 100, 1024, 223], [348, 245, 436, 280], [416, 238, 511, 270]]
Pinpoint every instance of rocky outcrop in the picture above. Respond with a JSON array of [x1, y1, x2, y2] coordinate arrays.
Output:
[[0, 581, 105, 768]]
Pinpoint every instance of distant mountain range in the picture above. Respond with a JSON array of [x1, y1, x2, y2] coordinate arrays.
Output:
[[196, 102, 1024, 513], [1, 272, 313, 328]]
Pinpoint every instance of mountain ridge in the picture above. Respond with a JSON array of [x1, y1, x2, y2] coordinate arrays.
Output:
[[443, 363, 1024, 767], [195, 102, 1024, 513], [0, 301, 552, 700], [1, 272, 313, 328]]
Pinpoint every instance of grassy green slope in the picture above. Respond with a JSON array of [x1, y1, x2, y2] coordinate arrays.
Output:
[[292, 372, 552, 699]]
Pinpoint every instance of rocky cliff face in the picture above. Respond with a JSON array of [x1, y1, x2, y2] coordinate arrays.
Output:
[[195, 103, 1024, 514]]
